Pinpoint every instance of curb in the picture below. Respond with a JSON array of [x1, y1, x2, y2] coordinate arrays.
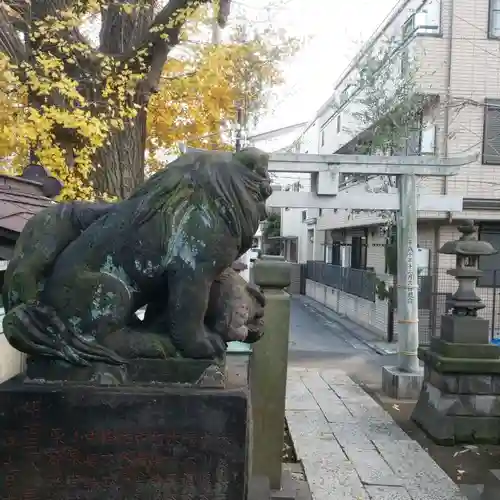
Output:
[[299, 297, 398, 356]]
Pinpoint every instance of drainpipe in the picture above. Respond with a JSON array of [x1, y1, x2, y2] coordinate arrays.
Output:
[[443, 0, 454, 223]]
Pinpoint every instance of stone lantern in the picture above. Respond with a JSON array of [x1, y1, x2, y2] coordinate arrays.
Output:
[[439, 220, 496, 340], [412, 220, 500, 444]]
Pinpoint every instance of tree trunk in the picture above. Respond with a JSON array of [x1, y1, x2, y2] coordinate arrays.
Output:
[[90, 1, 154, 198], [93, 109, 147, 199]]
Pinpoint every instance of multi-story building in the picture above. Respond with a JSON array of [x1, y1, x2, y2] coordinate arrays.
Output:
[[288, 0, 500, 340]]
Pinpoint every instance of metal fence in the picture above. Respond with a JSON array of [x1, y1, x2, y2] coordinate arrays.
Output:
[[418, 268, 500, 344], [305, 261, 376, 302], [304, 264, 500, 345]]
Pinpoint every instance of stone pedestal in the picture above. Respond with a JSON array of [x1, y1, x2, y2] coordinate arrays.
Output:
[[381, 365, 424, 400], [0, 356, 251, 499], [412, 341, 500, 444]]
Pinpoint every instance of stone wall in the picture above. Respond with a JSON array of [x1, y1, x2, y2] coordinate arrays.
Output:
[[305, 278, 397, 340]]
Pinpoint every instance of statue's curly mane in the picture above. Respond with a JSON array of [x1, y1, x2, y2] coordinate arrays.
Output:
[[127, 149, 271, 251]]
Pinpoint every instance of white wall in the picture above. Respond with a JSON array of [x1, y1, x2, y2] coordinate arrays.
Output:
[[296, 121, 320, 155], [316, 0, 445, 155], [0, 337, 24, 382], [0, 307, 24, 382], [281, 208, 310, 262]]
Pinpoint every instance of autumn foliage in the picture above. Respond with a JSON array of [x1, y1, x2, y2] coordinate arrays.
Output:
[[0, 0, 297, 200]]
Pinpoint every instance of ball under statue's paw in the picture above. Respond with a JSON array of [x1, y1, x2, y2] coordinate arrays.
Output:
[[228, 325, 248, 341], [244, 316, 264, 344]]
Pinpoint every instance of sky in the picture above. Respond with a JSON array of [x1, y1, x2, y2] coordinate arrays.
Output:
[[240, 0, 400, 150]]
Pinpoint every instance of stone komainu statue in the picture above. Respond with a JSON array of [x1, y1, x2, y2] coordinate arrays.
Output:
[[2, 148, 271, 366]]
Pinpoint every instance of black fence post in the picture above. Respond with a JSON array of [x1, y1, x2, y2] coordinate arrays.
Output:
[[492, 269, 497, 341], [387, 299, 395, 343], [430, 271, 438, 340]]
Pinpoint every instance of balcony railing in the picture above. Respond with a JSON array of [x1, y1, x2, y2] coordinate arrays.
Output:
[[306, 261, 376, 302]]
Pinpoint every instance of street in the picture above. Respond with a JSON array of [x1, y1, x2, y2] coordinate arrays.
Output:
[[288, 296, 398, 390]]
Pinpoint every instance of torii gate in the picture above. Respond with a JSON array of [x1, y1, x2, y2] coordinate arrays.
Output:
[[265, 152, 477, 376]]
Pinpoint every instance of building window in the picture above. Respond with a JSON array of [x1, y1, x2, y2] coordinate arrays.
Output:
[[319, 208, 323, 217], [489, 0, 500, 38], [478, 224, 500, 286], [406, 127, 422, 155], [402, 14, 415, 41], [483, 98, 500, 164], [401, 16, 415, 77], [416, 0, 441, 35], [289, 239, 298, 263], [332, 242, 341, 266], [320, 129, 325, 146], [351, 236, 367, 270], [384, 227, 397, 275], [340, 84, 353, 105], [420, 124, 436, 154], [302, 210, 307, 222], [336, 114, 342, 134], [325, 245, 332, 264]]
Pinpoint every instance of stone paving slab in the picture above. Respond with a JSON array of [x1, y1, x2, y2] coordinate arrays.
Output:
[[365, 486, 412, 500], [286, 367, 467, 500]]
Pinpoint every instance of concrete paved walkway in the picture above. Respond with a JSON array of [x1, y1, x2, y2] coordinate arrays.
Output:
[[286, 367, 467, 500]]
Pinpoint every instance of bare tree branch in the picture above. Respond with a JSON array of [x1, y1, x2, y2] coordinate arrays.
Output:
[[127, 0, 231, 103], [0, 2, 27, 64]]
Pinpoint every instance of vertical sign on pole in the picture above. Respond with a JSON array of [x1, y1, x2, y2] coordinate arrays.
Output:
[[397, 174, 420, 373]]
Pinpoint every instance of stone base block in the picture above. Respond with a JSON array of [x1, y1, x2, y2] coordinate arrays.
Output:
[[382, 365, 424, 400], [482, 470, 500, 500], [412, 379, 500, 445], [0, 369, 250, 499], [248, 469, 298, 500], [430, 338, 500, 360], [26, 356, 227, 387], [424, 365, 500, 394], [441, 314, 490, 344], [418, 346, 500, 374], [249, 476, 271, 500], [271, 468, 298, 500]]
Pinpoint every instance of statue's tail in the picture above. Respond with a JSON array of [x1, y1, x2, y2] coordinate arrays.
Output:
[[3, 302, 126, 366]]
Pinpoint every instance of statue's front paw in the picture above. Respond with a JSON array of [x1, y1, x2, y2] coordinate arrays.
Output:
[[181, 329, 226, 359], [207, 329, 227, 357]]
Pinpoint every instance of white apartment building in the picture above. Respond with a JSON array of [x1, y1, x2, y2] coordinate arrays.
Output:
[[285, 0, 500, 340]]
